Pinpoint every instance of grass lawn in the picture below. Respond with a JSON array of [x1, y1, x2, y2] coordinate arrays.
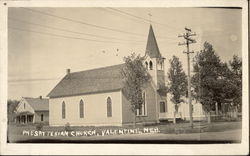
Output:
[[7, 121, 242, 143]]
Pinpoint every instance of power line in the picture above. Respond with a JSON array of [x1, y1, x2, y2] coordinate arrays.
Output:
[[21, 7, 147, 37], [108, 8, 149, 23], [100, 8, 148, 25], [20, 7, 178, 41], [9, 26, 144, 45], [9, 17, 145, 43], [8, 78, 61, 86], [100, 8, 179, 41], [105, 8, 235, 41], [9, 78, 60, 83], [107, 8, 180, 40], [108, 8, 180, 32], [9, 18, 179, 43], [197, 32, 234, 37]]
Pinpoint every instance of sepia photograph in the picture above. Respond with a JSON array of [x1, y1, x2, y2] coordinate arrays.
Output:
[[0, 0, 248, 155]]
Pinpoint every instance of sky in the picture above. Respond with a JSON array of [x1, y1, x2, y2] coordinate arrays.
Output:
[[8, 7, 242, 100]]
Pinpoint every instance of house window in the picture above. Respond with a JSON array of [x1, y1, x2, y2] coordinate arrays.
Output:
[[79, 99, 84, 118], [41, 114, 44, 121], [107, 97, 112, 117], [145, 61, 148, 69], [62, 101, 66, 119], [27, 115, 33, 123], [149, 61, 153, 70], [21, 115, 26, 123], [160, 101, 166, 113], [137, 91, 146, 116]]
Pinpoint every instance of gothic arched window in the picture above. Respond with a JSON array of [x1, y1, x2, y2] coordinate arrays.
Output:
[[145, 61, 148, 69], [149, 61, 153, 70], [79, 99, 84, 118], [107, 97, 112, 117], [62, 101, 66, 119], [137, 91, 147, 116]]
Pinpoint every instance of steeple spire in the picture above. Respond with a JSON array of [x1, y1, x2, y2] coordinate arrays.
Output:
[[145, 25, 161, 58]]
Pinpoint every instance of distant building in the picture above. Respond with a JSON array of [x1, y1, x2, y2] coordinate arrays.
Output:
[[47, 25, 205, 126], [15, 96, 49, 124]]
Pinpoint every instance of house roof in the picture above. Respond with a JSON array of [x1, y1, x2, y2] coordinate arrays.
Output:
[[23, 97, 49, 111], [47, 64, 125, 98], [145, 25, 162, 58]]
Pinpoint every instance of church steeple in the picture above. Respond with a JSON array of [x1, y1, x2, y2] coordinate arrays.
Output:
[[145, 25, 162, 58], [144, 25, 165, 89]]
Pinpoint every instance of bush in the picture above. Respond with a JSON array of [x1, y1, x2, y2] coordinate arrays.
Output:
[[36, 123, 44, 131], [65, 123, 71, 132]]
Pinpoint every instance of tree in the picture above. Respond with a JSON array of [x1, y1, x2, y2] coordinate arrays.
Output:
[[167, 56, 187, 124], [192, 42, 223, 123], [212, 55, 242, 119], [7, 99, 19, 124], [229, 55, 242, 112], [121, 53, 150, 126], [193, 43, 242, 122], [221, 55, 242, 118]]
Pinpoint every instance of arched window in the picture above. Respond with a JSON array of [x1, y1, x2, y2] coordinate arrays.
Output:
[[62, 101, 66, 119], [79, 99, 84, 118], [107, 97, 112, 117], [41, 114, 44, 121], [145, 61, 148, 69], [137, 91, 147, 116], [149, 61, 153, 70]]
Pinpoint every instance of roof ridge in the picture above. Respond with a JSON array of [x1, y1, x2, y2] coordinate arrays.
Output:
[[69, 63, 124, 75], [23, 97, 49, 100]]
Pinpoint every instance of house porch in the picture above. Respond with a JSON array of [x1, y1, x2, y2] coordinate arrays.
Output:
[[15, 111, 34, 124]]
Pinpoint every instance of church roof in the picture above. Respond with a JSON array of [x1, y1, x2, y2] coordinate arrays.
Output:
[[145, 25, 162, 58], [47, 64, 124, 98], [23, 97, 49, 111]]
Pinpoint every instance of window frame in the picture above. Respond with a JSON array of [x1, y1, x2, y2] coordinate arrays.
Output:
[[145, 61, 148, 69], [136, 91, 147, 116], [41, 114, 44, 121], [62, 101, 66, 119], [149, 61, 153, 70], [159, 101, 166, 113], [79, 99, 84, 118], [107, 97, 112, 117]]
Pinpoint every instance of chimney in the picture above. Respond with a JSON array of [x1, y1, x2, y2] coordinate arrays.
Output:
[[39, 96, 42, 99], [67, 69, 71, 75]]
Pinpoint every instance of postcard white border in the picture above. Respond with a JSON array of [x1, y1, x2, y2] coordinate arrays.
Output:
[[0, 0, 248, 155]]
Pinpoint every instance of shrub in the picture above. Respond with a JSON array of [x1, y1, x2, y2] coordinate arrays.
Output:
[[36, 123, 44, 131], [65, 123, 71, 132]]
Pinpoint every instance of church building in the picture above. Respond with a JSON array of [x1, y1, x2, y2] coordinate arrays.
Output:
[[47, 25, 205, 126]]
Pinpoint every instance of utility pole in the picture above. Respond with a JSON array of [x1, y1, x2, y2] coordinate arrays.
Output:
[[178, 27, 196, 128]]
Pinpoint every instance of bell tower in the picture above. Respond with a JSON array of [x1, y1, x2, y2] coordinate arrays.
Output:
[[144, 25, 166, 89]]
